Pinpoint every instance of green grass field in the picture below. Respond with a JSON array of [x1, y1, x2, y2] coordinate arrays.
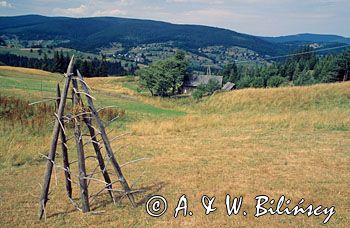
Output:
[[0, 66, 185, 117], [0, 66, 349, 227]]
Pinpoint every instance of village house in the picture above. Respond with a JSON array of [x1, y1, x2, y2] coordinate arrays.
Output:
[[182, 75, 223, 94]]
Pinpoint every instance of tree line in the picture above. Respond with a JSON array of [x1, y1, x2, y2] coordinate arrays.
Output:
[[138, 47, 350, 98], [0, 51, 134, 76], [220, 46, 350, 88]]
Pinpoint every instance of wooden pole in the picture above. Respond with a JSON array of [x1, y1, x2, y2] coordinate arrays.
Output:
[[56, 83, 72, 199], [77, 70, 136, 207], [83, 116, 114, 199], [39, 56, 74, 220], [71, 79, 114, 199], [343, 63, 349, 82], [72, 80, 90, 213]]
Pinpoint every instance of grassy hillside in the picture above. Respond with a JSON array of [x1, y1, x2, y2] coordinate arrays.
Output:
[[0, 67, 349, 227], [0, 66, 185, 116], [203, 83, 350, 113]]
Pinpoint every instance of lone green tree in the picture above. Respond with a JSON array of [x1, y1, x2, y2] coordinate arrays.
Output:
[[138, 50, 190, 97]]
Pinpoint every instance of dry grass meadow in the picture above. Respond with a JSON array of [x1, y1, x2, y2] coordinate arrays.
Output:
[[0, 66, 349, 227]]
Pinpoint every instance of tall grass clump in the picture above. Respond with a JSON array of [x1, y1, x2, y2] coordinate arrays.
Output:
[[0, 95, 56, 167], [0, 94, 127, 167], [0, 95, 55, 132]]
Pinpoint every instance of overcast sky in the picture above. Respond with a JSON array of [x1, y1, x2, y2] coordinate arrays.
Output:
[[0, 0, 349, 37]]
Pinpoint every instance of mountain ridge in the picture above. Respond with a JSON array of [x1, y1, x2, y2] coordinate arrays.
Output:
[[1, 15, 349, 65], [261, 33, 350, 44], [0, 15, 287, 56]]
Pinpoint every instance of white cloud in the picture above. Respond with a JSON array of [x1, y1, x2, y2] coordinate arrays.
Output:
[[53, 4, 87, 16], [92, 8, 127, 16], [0, 1, 13, 8], [51, 1, 129, 17], [170, 9, 235, 24], [90, 0, 133, 6], [166, 0, 223, 4]]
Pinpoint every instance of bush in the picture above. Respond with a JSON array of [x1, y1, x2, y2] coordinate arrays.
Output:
[[294, 71, 316, 86], [237, 76, 253, 89], [267, 76, 287, 87], [250, 77, 265, 88], [192, 88, 206, 100], [192, 79, 221, 99]]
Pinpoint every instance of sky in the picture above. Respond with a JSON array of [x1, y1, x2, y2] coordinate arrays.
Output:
[[0, 0, 349, 37]]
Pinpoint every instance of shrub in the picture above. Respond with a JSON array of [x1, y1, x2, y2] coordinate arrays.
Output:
[[250, 77, 265, 88], [237, 76, 253, 88], [192, 88, 206, 100], [294, 71, 316, 86], [192, 79, 221, 99], [267, 76, 287, 87]]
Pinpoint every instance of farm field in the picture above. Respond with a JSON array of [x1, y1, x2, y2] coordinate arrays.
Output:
[[0, 66, 349, 227]]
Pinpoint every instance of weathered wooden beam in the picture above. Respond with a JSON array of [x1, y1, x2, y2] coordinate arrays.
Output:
[[56, 83, 72, 199], [39, 56, 74, 220], [83, 116, 114, 199], [77, 70, 136, 207], [72, 80, 90, 213], [343, 64, 349, 81], [71, 79, 114, 199]]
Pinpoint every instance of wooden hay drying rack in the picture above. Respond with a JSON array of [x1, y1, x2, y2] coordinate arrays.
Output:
[[37, 56, 140, 220]]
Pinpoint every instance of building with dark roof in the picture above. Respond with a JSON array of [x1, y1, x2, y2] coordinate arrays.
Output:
[[182, 75, 223, 94]]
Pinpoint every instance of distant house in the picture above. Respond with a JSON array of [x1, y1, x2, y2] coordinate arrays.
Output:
[[182, 75, 223, 94], [222, 82, 236, 91]]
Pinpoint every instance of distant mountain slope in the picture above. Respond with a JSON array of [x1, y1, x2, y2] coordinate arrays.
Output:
[[261, 33, 350, 44], [0, 15, 287, 56]]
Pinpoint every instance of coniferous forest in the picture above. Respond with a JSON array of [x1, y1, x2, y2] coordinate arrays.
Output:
[[0, 51, 134, 77], [219, 47, 350, 88]]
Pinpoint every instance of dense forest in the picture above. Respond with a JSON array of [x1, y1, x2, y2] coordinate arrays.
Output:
[[219, 47, 350, 88], [0, 15, 287, 56], [0, 51, 134, 76]]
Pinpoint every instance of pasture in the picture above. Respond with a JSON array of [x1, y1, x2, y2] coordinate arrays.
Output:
[[0, 66, 349, 227]]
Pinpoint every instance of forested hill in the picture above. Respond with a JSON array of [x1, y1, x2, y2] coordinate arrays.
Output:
[[261, 33, 350, 44], [0, 15, 287, 56]]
